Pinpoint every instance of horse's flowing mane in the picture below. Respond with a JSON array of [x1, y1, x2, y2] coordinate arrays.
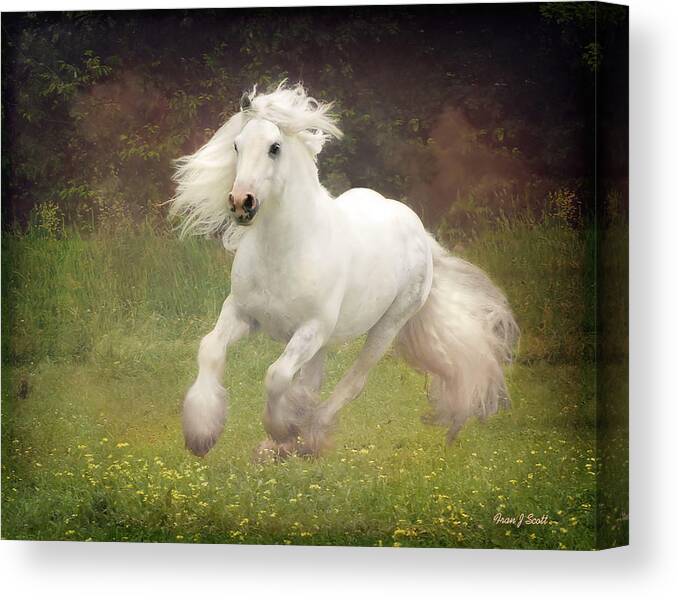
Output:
[[169, 82, 342, 241], [245, 82, 342, 151]]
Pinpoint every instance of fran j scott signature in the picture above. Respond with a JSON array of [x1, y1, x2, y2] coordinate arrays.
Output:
[[493, 512, 551, 528]]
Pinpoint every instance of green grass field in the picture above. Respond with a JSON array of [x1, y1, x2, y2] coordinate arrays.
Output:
[[1, 219, 628, 549]]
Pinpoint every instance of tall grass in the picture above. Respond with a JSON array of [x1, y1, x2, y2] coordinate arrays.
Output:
[[3, 217, 591, 366], [2, 226, 230, 364], [462, 216, 595, 363]]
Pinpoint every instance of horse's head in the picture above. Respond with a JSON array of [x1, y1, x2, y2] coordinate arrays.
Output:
[[228, 118, 283, 226], [170, 82, 342, 238]]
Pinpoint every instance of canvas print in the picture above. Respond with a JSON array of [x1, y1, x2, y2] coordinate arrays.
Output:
[[1, 2, 628, 549]]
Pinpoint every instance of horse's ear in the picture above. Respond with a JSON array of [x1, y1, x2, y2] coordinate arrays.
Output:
[[240, 92, 252, 112]]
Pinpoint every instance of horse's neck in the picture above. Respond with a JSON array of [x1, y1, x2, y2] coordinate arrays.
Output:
[[253, 170, 332, 254]]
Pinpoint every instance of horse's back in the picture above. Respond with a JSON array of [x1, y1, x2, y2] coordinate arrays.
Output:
[[335, 188, 421, 226], [334, 188, 430, 259]]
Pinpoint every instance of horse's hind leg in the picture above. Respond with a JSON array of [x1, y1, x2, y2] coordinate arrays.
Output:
[[183, 297, 253, 457], [298, 346, 327, 392], [304, 293, 424, 455]]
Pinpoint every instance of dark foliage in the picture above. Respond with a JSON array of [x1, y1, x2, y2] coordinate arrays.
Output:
[[1, 3, 628, 230]]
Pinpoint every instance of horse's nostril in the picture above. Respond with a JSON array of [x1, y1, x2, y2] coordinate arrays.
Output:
[[243, 194, 255, 212]]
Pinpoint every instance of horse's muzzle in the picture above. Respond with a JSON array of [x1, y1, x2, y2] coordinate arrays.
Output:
[[236, 211, 257, 226], [229, 192, 258, 225]]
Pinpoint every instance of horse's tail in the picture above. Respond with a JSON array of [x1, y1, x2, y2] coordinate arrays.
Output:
[[396, 236, 519, 442]]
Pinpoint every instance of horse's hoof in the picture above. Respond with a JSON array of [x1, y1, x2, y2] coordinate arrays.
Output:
[[184, 430, 220, 457], [252, 439, 296, 463], [252, 439, 278, 463], [182, 381, 226, 457]]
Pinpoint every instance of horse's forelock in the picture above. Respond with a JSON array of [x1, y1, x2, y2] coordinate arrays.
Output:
[[247, 82, 343, 142]]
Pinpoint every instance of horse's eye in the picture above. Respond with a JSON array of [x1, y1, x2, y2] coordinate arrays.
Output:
[[233, 142, 238, 153], [269, 142, 280, 157]]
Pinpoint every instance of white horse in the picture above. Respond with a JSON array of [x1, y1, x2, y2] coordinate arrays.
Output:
[[170, 83, 518, 459]]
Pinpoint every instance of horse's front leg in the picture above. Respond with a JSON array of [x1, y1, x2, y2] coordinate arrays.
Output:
[[257, 321, 327, 458], [183, 296, 253, 457]]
